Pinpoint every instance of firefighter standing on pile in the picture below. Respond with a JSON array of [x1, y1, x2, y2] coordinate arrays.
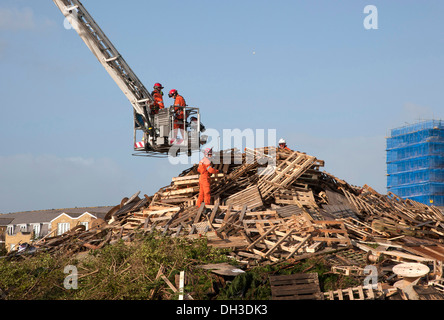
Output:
[[151, 83, 165, 114], [278, 138, 291, 151], [197, 148, 219, 206]]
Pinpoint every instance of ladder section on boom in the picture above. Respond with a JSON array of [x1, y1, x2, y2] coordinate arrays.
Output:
[[53, 0, 206, 157]]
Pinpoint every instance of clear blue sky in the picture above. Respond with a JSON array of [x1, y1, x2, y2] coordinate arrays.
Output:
[[1, 0, 443, 213]]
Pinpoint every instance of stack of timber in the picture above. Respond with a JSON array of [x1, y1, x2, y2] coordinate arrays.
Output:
[[27, 146, 444, 299]]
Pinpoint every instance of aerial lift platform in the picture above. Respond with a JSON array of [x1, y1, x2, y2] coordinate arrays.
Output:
[[53, 0, 207, 157]]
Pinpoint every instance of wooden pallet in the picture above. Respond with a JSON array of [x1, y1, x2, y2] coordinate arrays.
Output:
[[226, 185, 263, 209], [312, 220, 351, 246], [215, 205, 248, 239], [269, 273, 323, 300], [324, 285, 378, 300], [341, 188, 379, 217], [275, 189, 317, 207], [404, 244, 444, 262], [412, 285, 444, 300], [257, 151, 317, 201], [274, 189, 299, 205], [333, 248, 368, 266], [331, 265, 366, 276], [275, 204, 304, 218], [245, 225, 312, 262], [322, 204, 359, 220]]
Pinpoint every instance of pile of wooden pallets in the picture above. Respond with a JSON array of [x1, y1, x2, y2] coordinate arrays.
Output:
[[30, 146, 444, 299]]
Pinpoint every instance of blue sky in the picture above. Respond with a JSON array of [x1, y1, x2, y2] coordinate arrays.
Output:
[[1, 0, 443, 213]]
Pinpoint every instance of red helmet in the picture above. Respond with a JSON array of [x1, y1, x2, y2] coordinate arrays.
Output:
[[168, 89, 177, 97], [153, 83, 164, 89]]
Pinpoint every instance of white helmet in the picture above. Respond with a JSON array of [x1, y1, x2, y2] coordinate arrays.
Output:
[[278, 138, 286, 144]]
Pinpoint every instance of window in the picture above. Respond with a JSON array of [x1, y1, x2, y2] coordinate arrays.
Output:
[[57, 222, 70, 235], [32, 224, 41, 238], [80, 221, 89, 231]]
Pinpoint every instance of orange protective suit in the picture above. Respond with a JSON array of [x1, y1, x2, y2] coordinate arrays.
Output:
[[173, 95, 186, 129], [151, 90, 164, 114], [197, 157, 219, 206]]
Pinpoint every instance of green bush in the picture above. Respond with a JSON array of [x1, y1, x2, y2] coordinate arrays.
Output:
[[0, 232, 230, 300], [0, 234, 360, 300]]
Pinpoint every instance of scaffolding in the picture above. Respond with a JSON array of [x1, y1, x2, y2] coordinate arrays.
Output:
[[386, 120, 444, 207]]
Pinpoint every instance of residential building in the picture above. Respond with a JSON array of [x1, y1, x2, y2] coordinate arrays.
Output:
[[0, 207, 113, 252], [0, 217, 14, 253]]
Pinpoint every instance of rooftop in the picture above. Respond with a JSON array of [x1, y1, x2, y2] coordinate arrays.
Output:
[[0, 206, 114, 225]]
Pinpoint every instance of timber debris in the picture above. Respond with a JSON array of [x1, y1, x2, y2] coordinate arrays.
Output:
[[28, 147, 444, 299]]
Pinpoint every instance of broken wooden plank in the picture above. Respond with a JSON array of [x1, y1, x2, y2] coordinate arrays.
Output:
[[246, 226, 279, 250], [194, 203, 206, 224], [286, 234, 312, 259], [264, 230, 294, 258]]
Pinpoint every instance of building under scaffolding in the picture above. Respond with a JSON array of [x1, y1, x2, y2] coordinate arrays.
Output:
[[386, 120, 444, 207]]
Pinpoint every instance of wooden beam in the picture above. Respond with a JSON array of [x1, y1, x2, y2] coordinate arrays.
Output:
[[264, 230, 294, 258], [286, 234, 312, 259], [246, 226, 279, 250]]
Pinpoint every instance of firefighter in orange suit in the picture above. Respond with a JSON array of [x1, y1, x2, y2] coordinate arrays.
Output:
[[197, 148, 219, 206], [151, 83, 165, 114], [278, 138, 291, 151], [168, 89, 186, 130]]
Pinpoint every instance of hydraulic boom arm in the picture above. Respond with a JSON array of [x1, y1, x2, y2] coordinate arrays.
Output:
[[53, 0, 206, 157], [53, 0, 153, 132]]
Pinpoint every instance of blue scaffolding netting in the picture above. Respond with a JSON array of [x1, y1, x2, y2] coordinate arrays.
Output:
[[386, 120, 444, 206]]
